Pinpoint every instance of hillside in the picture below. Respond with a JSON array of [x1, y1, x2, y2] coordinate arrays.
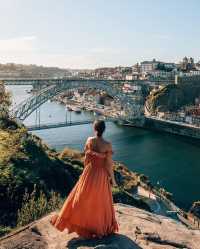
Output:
[[0, 122, 80, 229], [0, 118, 150, 236], [0, 63, 70, 78], [146, 82, 200, 114], [1, 203, 200, 249]]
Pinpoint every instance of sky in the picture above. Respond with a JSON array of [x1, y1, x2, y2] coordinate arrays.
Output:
[[0, 0, 200, 69]]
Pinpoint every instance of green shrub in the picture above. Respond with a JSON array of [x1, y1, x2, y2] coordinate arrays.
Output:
[[59, 148, 83, 161], [17, 186, 63, 227], [0, 81, 11, 120], [0, 226, 11, 237]]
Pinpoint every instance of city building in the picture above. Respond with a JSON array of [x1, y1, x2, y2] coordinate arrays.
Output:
[[150, 71, 175, 78], [195, 61, 200, 71], [140, 59, 159, 73], [132, 63, 141, 73], [122, 83, 141, 93], [180, 57, 195, 72], [141, 59, 176, 74], [125, 74, 139, 80]]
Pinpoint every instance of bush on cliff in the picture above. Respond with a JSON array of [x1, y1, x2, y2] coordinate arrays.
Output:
[[0, 81, 11, 120], [17, 186, 63, 227], [59, 148, 84, 161]]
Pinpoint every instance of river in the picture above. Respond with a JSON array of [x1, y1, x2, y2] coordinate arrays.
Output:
[[7, 85, 200, 210]]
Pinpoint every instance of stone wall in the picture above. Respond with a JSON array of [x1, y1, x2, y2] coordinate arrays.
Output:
[[144, 117, 200, 140]]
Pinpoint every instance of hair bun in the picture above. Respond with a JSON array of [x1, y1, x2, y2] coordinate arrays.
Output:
[[94, 120, 106, 137]]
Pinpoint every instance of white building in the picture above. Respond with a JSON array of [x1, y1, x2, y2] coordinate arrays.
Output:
[[125, 75, 134, 80], [141, 59, 176, 74], [122, 83, 141, 93]]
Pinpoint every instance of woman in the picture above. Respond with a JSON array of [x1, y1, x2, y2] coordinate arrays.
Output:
[[50, 120, 119, 238]]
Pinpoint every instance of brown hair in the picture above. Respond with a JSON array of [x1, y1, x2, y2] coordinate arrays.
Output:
[[93, 120, 106, 137]]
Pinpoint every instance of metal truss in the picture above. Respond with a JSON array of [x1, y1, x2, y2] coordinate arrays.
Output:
[[10, 80, 145, 122]]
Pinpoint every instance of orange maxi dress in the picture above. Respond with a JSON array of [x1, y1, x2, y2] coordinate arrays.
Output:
[[50, 143, 119, 238]]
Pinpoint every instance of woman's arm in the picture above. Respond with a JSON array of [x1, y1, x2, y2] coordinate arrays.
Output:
[[105, 143, 117, 187], [84, 137, 91, 166], [84, 137, 91, 153]]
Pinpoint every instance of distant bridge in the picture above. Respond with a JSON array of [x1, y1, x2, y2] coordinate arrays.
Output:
[[2, 77, 170, 86], [3, 77, 149, 86], [27, 120, 95, 131], [26, 117, 119, 131], [5, 78, 147, 123]]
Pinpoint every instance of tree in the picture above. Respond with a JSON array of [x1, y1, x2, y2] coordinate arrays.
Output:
[[0, 80, 11, 119]]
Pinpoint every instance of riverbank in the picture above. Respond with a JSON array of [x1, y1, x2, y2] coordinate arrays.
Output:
[[143, 116, 200, 140], [54, 91, 200, 140], [53, 90, 124, 120]]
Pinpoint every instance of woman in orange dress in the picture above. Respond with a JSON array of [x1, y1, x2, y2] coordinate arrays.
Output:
[[50, 120, 119, 238]]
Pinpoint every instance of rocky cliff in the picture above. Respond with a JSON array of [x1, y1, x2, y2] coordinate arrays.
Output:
[[1, 203, 200, 249], [146, 83, 200, 114], [189, 201, 200, 219]]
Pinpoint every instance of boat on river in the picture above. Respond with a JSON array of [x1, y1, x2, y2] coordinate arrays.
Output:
[[94, 109, 103, 116], [26, 89, 32, 94], [74, 107, 82, 114], [66, 105, 73, 111]]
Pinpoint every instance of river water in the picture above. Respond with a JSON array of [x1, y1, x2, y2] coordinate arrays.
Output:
[[7, 85, 200, 210]]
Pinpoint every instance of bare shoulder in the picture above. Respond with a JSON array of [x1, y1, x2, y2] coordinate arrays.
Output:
[[104, 140, 112, 150], [86, 136, 95, 142]]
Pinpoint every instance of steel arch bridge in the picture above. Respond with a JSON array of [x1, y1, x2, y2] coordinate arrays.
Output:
[[9, 80, 145, 122]]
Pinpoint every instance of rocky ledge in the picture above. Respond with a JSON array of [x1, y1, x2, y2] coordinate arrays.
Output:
[[1, 203, 200, 249]]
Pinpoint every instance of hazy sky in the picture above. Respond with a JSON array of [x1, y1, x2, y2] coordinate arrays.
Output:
[[0, 0, 200, 68]]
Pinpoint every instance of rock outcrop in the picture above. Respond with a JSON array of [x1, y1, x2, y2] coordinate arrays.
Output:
[[1, 203, 200, 249], [190, 201, 200, 219], [146, 83, 200, 114]]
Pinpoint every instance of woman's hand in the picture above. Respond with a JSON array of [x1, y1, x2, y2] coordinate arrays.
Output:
[[110, 177, 117, 187]]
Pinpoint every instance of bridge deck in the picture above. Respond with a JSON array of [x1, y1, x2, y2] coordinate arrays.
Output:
[[3, 78, 174, 85], [27, 120, 95, 131]]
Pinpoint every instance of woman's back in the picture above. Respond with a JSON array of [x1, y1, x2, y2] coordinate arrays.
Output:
[[51, 120, 118, 238], [87, 136, 111, 154]]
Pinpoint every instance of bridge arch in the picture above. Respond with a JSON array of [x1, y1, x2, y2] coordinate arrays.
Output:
[[11, 80, 144, 122]]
